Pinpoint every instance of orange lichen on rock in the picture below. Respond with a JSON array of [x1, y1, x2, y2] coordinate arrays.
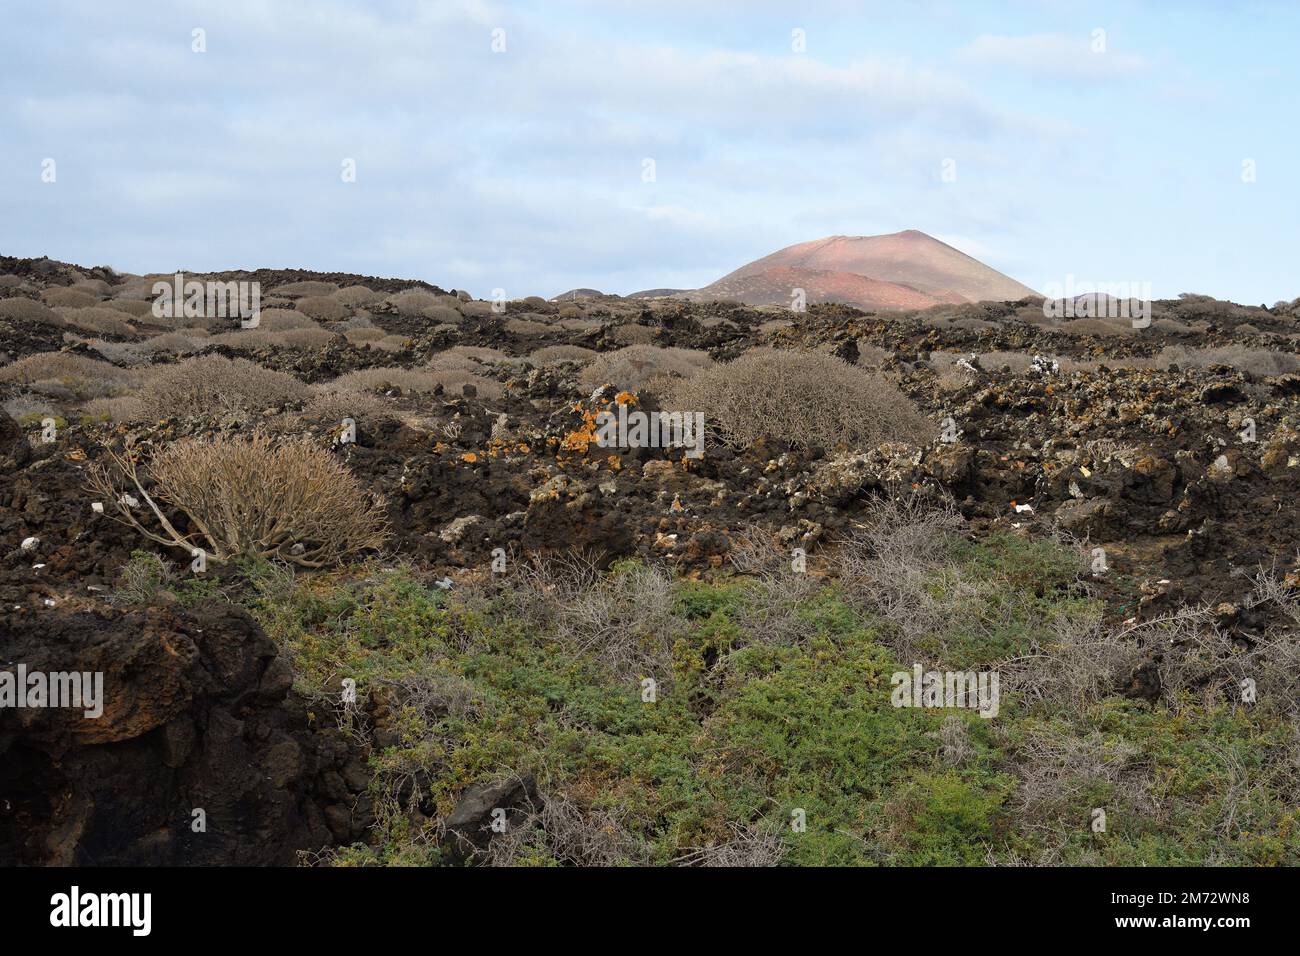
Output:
[[561, 406, 601, 453]]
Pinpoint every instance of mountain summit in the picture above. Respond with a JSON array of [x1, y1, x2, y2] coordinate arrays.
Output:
[[690, 230, 1039, 311]]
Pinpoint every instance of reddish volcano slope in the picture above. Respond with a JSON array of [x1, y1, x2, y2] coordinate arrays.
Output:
[[694, 230, 1039, 309]]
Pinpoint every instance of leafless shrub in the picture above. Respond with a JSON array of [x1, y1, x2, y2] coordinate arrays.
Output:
[[57, 307, 137, 337], [675, 823, 785, 867], [264, 327, 339, 350], [299, 385, 391, 425], [41, 288, 99, 309], [0, 297, 63, 327], [329, 364, 502, 400], [296, 295, 350, 323], [610, 324, 657, 346], [255, 308, 320, 332], [1009, 725, 1155, 838], [387, 289, 442, 315], [480, 789, 645, 867], [333, 285, 381, 308], [344, 327, 387, 344], [1002, 604, 1143, 716], [669, 349, 930, 452], [86, 432, 389, 568], [0, 352, 140, 398], [504, 317, 548, 336], [106, 298, 155, 318], [137, 355, 309, 419], [437, 345, 509, 364], [836, 495, 974, 659], [939, 715, 974, 766], [1060, 317, 1137, 337], [1154, 345, 1300, 378], [579, 344, 713, 393], [80, 395, 145, 422], [512, 552, 686, 684], [528, 345, 597, 365], [271, 280, 338, 298]]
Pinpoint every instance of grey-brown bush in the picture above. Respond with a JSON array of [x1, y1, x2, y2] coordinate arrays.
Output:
[[42, 288, 100, 309], [87, 432, 389, 568], [578, 345, 713, 393], [0, 352, 140, 396], [296, 295, 350, 322], [137, 355, 309, 418], [668, 349, 930, 452], [0, 297, 63, 327], [272, 280, 338, 298], [529, 345, 598, 365]]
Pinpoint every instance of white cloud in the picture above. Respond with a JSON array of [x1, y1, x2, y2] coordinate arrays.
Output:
[[959, 33, 1149, 79]]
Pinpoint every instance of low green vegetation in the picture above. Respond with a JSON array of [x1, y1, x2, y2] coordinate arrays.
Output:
[[177, 524, 1298, 867]]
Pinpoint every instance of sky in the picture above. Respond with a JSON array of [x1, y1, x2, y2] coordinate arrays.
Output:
[[1, 0, 1297, 303]]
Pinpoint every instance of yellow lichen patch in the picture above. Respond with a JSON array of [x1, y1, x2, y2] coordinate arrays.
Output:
[[607, 455, 622, 471], [614, 390, 638, 407], [461, 452, 478, 463]]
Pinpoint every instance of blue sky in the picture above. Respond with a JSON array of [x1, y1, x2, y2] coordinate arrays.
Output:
[[1, 0, 1296, 302]]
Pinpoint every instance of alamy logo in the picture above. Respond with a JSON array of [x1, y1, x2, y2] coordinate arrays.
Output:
[[594, 407, 705, 459], [1041, 274, 1152, 328], [50, 886, 151, 936], [152, 272, 261, 327], [891, 664, 1000, 718], [0, 665, 103, 718]]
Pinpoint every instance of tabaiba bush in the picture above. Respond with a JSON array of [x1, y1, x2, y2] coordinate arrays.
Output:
[[668, 348, 931, 452], [88, 432, 389, 568], [137, 354, 309, 418]]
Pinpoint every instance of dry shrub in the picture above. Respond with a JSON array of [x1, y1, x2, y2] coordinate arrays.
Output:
[[480, 789, 645, 867], [271, 280, 337, 298], [58, 306, 137, 337], [675, 824, 785, 867], [87, 432, 388, 568], [458, 300, 493, 318], [344, 327, 387, 344], [0, 352, 139, 398], [42, 288, 100, 309], [296, 295, 350, 322], [422, 304, 463, 325], [1061, 317, 1137, 337], [327, 365, 501, 400], [668, 349, 930, 452], [0, 297, 63, 327], [610, 324, 656, 346], [529, 345, 597, 365], [0, 275, 25, 290], [437, 345, 508, 364], [512, 553, 686, 684], [836, 496, 974, 659], [72, 278, 113, 296], [107, 299, 154, 318], [300, 385, 391, 425], [1008, 725, 1154, 846], [1155, 345, 1300, 378], [579, 345, 713, 393], [84, 339, 149, 365], [138, 355, 308, 419], [504, 317, 548, 336], [255, 308, 319, 331], [387, 289, 441, 314], [333, 285, 380, 308], [1001, 604, 1142, 717], [264, 327, 339, 350], [137, 331, 209, 355], [80, 396, 145, 422]]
